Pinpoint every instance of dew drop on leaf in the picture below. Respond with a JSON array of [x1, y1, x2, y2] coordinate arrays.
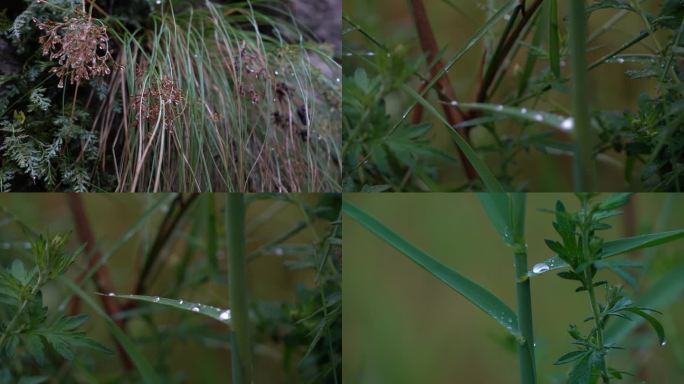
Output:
[[219, 310, 231, 321], [532, 263, 550, 274], [192, 306, 199, 312], [561, 117, 575, 131], [154, 296, 160, 302]]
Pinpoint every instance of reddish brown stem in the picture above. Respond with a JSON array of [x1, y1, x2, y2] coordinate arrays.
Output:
[[66, 194, 133, 370], [409, 0, 477, 181], [476, 0, 544, 103]]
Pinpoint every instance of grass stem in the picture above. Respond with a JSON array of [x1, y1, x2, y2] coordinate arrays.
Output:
[[226, 193, 252, 383], [514, 249, 537, 384], [569, 0, 597, 190]]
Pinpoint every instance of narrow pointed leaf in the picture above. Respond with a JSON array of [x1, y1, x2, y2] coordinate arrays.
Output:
[[99, 293, 232, 324], [605, 262, 684, 345], [600, 229, 684, 258], [622, 308, 666, 346], [343, 201, 521, 338]]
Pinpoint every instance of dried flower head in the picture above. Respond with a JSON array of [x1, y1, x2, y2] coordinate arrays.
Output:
[[34, 8, 117, 88], [133, 75, 185, 129]]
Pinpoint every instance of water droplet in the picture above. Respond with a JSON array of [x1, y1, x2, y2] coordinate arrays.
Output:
[[496, 105, 504, 111], [273, 247, 284, 256], [561, 117, 574, 131], [504, 14, 511, 21], [366, 52, 375, 57], [335, 78, 341, 83], [108, 292, 115, 297], [617, 57, 625, 64], [219, 310, 231, 321], [179, 300, 184, 304], [521, 108, 528, 114], [192, 306, 199, 312], [156, 0, 161, 4], [450, 100, 459, 107], [532, 263, 550, 274], [154, 296, 160, 302], [534, 113, 544, 122], [274, 70, 279, 76], [661, 341, 667, 347]]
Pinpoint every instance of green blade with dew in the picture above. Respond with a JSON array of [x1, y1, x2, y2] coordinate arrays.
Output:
[[528, 228, 684, 277], [99, 293, 232, 324], [457, 102, 575, 131], [343, 201, 522, 340]]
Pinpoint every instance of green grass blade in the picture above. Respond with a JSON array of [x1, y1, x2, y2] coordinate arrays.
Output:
[[548, 0, 561, 78], [479, 193, 527, 245], [601, 229, 684, 258], [99, 294, 231, 324], [60, 278, 161, 383], [343, 201, 521, 339], [400, 85, 505, 192]]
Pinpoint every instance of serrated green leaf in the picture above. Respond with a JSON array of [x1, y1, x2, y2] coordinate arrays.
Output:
[[343, 201, 521, 339], [100, 293, 232, 325]]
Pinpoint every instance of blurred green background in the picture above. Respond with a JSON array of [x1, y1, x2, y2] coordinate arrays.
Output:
[[343, 0, 671, 190], [343, 193, 684, 383], [0, 193, 339, 383]]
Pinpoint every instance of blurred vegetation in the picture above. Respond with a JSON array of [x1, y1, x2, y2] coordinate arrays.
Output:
[[0, 193, 341, 383], [343, 193, 684, 383], [343, 0, 684, 191]]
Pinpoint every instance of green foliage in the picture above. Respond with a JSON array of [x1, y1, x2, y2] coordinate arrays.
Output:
[[341, 47, 458, 191], [0, 233, 111, 381], [344, 0, 684, 191], [545, 194, 681, 383], [1, 1, 110, 191], [256, 204, 342, 383]]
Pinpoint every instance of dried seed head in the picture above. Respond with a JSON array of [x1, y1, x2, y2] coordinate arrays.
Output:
[[34, 8, 118, 88]]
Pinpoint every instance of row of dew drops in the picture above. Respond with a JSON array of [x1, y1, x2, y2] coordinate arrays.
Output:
[[105, 293, 231, 322]]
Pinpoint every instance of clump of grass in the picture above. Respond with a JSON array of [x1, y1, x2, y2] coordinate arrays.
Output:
[[98, 1, 341, 192]]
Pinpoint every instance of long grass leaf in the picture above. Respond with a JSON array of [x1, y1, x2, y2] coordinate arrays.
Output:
[[343, 201, 521, 339]]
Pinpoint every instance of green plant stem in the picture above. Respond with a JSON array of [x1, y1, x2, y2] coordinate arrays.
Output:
[[568, 0, 597, 191], [514, 249, 537, 384], [226, 193, 252, 384], [580, 198, 608, 382]]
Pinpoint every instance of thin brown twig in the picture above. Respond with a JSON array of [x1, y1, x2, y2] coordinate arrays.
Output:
[[408, 0, 477, 181], [66, 194, 133, 371], [130, 194, 199, 297]]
